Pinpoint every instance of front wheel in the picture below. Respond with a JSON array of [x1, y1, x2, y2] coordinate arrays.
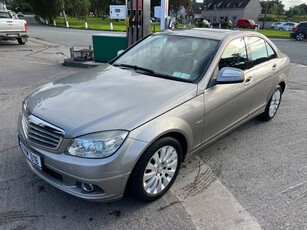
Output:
[[131, 137, 182, 201], [259, 85, 283, 121], [295, 33, 305, 41]]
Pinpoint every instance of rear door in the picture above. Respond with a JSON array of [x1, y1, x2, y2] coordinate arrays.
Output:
[[245, 36, 280, 114]]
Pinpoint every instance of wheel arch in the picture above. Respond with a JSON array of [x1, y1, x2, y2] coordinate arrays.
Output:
[[279, 81, 286, 93], [155, 131, 188, 162], [126, 130, 189, 197]]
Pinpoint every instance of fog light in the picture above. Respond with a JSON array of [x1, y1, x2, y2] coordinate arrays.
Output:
[[81, 183, 94, 192]]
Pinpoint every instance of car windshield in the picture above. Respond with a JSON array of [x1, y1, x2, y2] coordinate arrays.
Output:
[[113, 34, 219, 83]]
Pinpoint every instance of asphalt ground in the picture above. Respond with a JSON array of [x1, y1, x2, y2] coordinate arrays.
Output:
[[0, 24, 307, 229]]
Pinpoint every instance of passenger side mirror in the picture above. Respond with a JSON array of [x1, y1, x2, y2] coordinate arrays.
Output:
[[117, 50, 124, 56], [216, 67, 245, 84]]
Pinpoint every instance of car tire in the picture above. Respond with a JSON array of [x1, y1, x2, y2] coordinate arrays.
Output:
[[17, 38, 27, 45], [259, 85, 283, 121], [131, 137, 182, 201], [295, 33, 305, 41]]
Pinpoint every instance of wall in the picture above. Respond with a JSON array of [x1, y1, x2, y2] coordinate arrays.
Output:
[[244, 0, 262, 23], [202, 8, 244, 24]]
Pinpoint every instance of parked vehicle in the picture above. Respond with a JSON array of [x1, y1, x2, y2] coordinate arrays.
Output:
[[270, 22, 282, 29], [0, 10, 29, 44], [290, 21, 307, 41], [212, 19, 233, 29], [18, 29, 290, 202], [236, 18, 258, 29], [195, 18, 211, 28], [275, 22, 297, 31], [17, 12, 24, 18]]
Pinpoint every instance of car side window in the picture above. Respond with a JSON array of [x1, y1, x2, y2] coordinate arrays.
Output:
[[218, 38, 248, 71], [0, 12, 12, 18], [266, 42, 277, 60], [246, 37, 268, 67]]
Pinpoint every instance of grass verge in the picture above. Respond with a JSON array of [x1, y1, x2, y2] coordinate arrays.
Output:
[[53, 17, 291, 38]]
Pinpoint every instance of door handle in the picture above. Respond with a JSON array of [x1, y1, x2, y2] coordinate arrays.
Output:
[[244, 76, 252, 86], [272, 64, 277, 71]]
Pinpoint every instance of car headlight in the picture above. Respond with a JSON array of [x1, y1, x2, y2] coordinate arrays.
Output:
[[66, 130, 129, 158]]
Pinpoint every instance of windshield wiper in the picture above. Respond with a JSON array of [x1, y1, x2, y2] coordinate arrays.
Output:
[[113, 63, 193, 83], [113, 64, 155, 75]]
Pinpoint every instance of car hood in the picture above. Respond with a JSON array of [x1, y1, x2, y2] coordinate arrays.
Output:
[[26, 64, 198, 138]]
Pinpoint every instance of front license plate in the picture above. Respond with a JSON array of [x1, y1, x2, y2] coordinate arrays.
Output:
[[19, 141, 42, 170]]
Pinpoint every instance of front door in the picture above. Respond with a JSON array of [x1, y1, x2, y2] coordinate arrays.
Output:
[[202, 37, 254, 144]]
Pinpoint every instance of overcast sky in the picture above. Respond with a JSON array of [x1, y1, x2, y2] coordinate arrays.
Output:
[[281, 0, 306, 10]]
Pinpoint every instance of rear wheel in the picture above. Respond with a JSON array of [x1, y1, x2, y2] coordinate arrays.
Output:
[[259, 85, 283, 121], [131, 137, 182, 201], [295, 33, 304, 41], [17, 38, 27, 45]]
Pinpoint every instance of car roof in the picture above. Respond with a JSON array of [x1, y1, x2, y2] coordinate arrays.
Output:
[[156, 28, 262, 41]]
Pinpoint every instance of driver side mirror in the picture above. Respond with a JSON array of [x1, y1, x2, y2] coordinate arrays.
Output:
[[216, 67, 245, 84]]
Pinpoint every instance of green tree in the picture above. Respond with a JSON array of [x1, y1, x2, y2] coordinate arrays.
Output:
[[25, 0, 60, 20], [285, 3, 307, 16], [64, 0, 90, 17], [7, 0, 33, 12], [89, 0, 103, 16], [260, 0, 284, 15]]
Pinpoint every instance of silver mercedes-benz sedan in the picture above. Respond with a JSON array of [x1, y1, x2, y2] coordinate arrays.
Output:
[[18, 28, 290, 202]]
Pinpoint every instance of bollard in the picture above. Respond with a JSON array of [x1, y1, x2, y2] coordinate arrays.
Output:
[[70, 47, 74, 61], [85, 22, 88, 29], [66, 21, 69, 28], [110, 22, 113, 30], [53, 20, 56, 26], [45, 19, 48, 25]]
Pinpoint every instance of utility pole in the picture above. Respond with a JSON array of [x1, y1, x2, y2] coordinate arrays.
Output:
[[262, 0, 270, 29]]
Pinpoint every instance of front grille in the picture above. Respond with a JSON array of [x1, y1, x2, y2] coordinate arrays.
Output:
[[22, 114, 64, 150]]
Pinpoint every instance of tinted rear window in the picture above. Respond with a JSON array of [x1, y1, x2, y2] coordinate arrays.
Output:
[[298, 23, 307, 28], [0, 12, 11, 18]]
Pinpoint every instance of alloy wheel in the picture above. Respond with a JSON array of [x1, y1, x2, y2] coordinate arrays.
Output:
[[269, 89, 281, 118], [296, 33, 304, 41], [143, 145, 178, 195]]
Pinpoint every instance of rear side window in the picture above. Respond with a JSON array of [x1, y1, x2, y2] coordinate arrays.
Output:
[[298, 22, 307, 28], [0, 12, 11, 18], [266, 42, 277, 60], [246, 37, 269, 66], [219, 38, 248, 70]]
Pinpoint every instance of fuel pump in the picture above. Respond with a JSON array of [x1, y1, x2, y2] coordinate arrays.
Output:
[[126, 0, 150, 46]]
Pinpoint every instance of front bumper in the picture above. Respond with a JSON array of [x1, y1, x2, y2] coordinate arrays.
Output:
[[18, 113, 148, 202]]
